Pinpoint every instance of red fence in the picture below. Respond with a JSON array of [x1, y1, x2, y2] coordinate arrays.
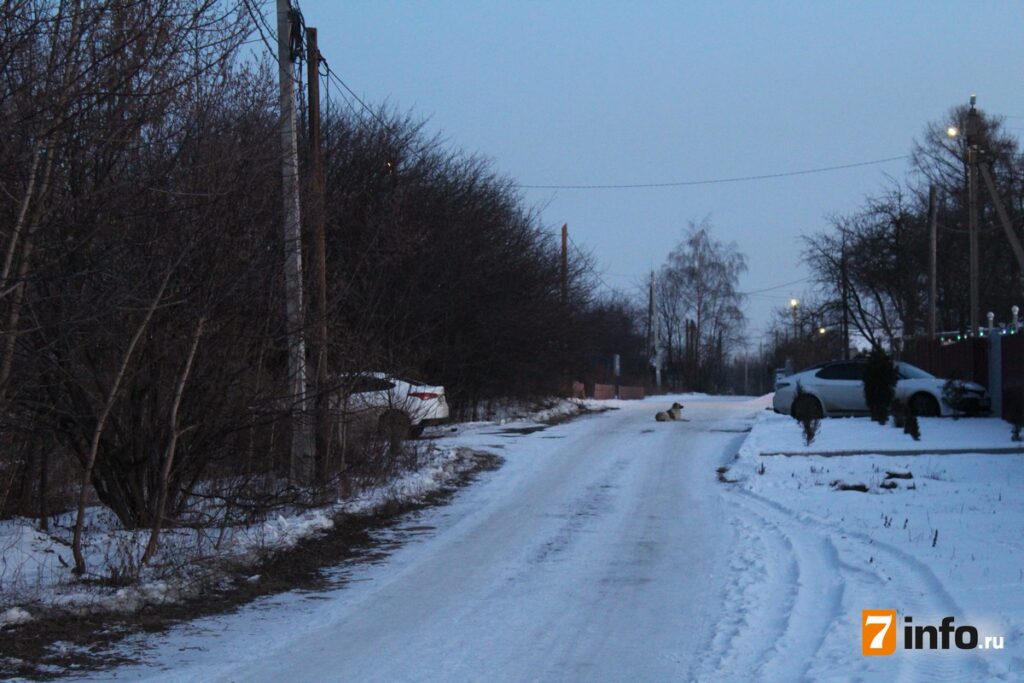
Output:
[[592, 383, 645, 400], [903, 335, 1021, 420], [1002, 334, 1024, 420], [618, 385, 646, 400], [902, 337, 988, 385]]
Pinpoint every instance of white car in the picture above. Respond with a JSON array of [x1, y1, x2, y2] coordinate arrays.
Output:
[[339, 372, 450, 439], [772, 360, 990, 418]]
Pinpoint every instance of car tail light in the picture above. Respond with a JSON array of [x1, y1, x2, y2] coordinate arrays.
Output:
[[410, 392, 438, 400]]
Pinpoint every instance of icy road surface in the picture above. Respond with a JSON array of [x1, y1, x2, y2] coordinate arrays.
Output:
[[92, 396, 1005, 682]]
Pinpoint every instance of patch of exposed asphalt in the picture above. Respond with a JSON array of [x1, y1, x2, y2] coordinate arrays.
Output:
[[0, 449, 503, 681]]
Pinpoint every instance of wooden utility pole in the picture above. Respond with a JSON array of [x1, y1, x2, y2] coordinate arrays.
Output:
[[840, 230, 850, 359], [928, 185, 937, 339], [560, 223, 568, 304], [276, 0, 312, 485], [646, 272, 654, 356], [978, 162, 1024, 272], [306, 26, 333, 486], [966, 97, 980, 334], [743, 348, 749, 396]]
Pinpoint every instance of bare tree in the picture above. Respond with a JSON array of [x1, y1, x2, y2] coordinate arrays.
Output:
[[655, 219, 747, 391]]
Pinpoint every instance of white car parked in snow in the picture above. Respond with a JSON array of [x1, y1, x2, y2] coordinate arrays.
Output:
[[772, 360, 990, 418], [339, 372, 450, 440]]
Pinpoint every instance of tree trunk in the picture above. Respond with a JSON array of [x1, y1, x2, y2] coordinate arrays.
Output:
[[72, 270, 171, 575], [144, 317, 204, 564]]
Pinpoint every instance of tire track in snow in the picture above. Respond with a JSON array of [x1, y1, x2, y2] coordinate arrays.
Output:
[[697, 491, 844, 682], [725, 486, 996, 682], [696, 511, 798, 680]]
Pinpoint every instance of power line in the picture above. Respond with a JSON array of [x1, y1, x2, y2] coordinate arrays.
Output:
[[565, 232, 633, 298], [322, 65, 392, 132], [242, 0, 278, 60], [515, 156, 909, 190], [738, 276, 810, 295]]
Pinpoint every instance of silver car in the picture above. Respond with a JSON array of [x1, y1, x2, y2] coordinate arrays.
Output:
[[772, 360, 990, 418]]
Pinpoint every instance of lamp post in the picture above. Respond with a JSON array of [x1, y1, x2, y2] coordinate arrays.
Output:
[[790, 298, 799, 340], [947, 96, 981, 334]]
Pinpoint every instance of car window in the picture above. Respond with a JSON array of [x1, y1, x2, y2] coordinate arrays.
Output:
[[897, 363, 934, 380], [815, 362, 865, 381], [350, 377, 395, 393]]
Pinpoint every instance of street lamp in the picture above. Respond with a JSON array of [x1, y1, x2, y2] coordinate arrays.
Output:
[[819, 326, 827, 336], [789, 298, 799, 339]]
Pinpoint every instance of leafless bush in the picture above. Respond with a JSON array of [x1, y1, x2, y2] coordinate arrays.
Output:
[[0, 0, 647, 574]]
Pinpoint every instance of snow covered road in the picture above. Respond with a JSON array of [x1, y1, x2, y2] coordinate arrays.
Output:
[[88, 395, 1019, 681], [96, 396, 752, 681]]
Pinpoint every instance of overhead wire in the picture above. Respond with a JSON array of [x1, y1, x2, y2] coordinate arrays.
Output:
[[515, 156, 909, 190], [738, 277, 811, 296], [241, 0, 277, 60], [244, 4, 910, 196]]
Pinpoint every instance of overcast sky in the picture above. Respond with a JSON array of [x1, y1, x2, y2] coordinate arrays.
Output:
[[299, 0, 1024, 346]]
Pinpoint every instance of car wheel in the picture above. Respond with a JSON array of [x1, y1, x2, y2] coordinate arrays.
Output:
[[791, 395, 824, 420], [909, 392, 940, 417], [378, 410, 411, 451]]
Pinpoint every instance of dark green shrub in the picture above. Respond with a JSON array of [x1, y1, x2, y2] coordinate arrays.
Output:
[[801, 414, 821, 446], [891, 398, 906, 429], [904, 411, 921, 441], [863, 346, 897, 424], [1004, 394, 1024, 442]]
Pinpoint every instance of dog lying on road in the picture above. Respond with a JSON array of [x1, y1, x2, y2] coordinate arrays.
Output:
[[655, 402, 684, 421]]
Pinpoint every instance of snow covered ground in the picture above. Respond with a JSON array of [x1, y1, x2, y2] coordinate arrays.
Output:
[[6, 394, 1022, 681], [0, 399, 597, 625], [722, 403, 1024, 681]]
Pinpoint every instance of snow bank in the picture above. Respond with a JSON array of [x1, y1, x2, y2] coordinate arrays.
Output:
[[741, 409, 1020, 457], [458, 397, 602, 426], [0, 451, 470, 617], [0, 607, 33, 627]]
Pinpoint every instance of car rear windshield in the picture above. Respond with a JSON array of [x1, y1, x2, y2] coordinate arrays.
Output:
[[897, 363, 935, 380], [350, 377, 395, 393]]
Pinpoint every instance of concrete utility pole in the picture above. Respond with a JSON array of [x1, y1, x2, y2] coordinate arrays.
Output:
[[277, 0, 313, 484], [647, 271, 661, 389], [306, 26, 333, 486], [928, 185, 937, 340], [966, 96, 981, 335]]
